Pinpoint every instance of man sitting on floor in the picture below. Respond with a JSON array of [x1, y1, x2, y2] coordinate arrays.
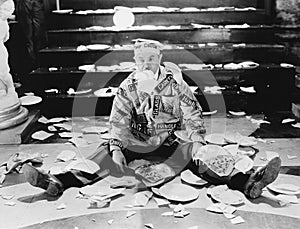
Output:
[[23, 39, 281, 199]]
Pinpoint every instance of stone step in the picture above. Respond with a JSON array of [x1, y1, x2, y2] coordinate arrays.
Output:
[[48, 10, 270, 29], [28, 64, 295, 92], [47, 25, 276, 47], [58, 0, 259, 11], [39, 44, 287, 67], [27, 88, 293, 117]]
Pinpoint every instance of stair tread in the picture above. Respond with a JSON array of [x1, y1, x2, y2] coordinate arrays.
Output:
[[48, 25, 275, 33], [40, 43, 285, 53], [52, 8, 265, 16], [32, 64, 295, 74], [60, 0, 259, 10]]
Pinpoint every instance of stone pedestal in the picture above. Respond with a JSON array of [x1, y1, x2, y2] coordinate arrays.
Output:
[[0, 0, 28, 131], [0, 102, 28, 130]]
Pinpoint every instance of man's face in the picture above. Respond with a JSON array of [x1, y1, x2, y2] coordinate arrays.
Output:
[[134, 53, 162, 74]]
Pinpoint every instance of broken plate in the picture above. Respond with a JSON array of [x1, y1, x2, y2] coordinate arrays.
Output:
[[65, 159, 100, 174], [20, 95, 42, 106], [48, 117, 69, 123], [174, 130, 192, 142], [80, 185, 125, 198], [82, 126, 109, 134], [228, 111, 246, 116], [94, 88, 115, 97], [31, 131, 54, 141], [238, 61, 259, 69], [180, 170, 208, 186], [67, 88, 92, 95], [204, 133, 226, 145], [224, 132, 243, 144], [58, 132, 82, 138], [159, 183, 199, 202], [234, 156, 254, 173], [280, 63, 294, 68], [52, 9, 73, 14], [238, 136, 257, 147], [267, 174, 300, 195], [56, 150, 76, 162], [208, 185, 244, 205], [223, 144, 239, 156], [240, 86, 256, 93], [86, 44, 110, 50], [202, 110, 218, 116], [193, 145, 235, 177], [53, 123, 72, 131]]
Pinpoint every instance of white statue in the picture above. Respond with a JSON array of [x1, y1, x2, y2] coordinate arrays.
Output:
[[0, 0, 15, 95]]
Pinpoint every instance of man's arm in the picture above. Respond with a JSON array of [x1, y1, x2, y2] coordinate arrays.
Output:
[[109, 83, 133, 151], [164, 62, 206, 141], [178, 78, 206, 142]]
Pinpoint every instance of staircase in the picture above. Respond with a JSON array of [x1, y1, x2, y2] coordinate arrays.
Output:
[[23, 0, 297, 117]]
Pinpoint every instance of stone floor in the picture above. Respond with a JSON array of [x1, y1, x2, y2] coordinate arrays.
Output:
[[0, 115, 300, 228]]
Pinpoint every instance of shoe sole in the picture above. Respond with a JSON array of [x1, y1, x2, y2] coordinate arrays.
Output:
[[249, 157, 281, 198], [23, 164, 49, 190], [23, 164, 62, 196]]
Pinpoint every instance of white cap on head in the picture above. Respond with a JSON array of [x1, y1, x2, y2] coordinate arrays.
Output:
[[133, 38, 163, 56]]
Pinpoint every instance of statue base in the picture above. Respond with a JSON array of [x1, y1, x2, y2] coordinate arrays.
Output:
[[0, 103, 28, 130]]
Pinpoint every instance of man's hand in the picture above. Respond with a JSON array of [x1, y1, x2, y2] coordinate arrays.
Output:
[[191, 142, 208, 173], [111, 149, 127, 173]]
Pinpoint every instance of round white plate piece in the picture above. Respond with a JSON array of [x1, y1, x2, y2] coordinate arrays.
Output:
[[86, 44, 110, 50], [174, 130, 192, 142], [238, 136, 257, 147], [223, 144, 239, 156], [280, 63, 294, 68], [181, 170, 208, 186], [78, 64, 95, 72], [31, 130, 53, 141], [53, 123, 72, 131], [228, 111, 246, 116], [52, 9, 73, 14], [202, 110, 218, 116], [67, 88, 92, 95], [20, 95, 42, 106], [223, 144, 256, 157], [234, 156, 254, 173], [56, 150, 76, 162], [65, 159, 100, 174], [159, 183, 199, 202], [151, 187, 161, 196], [240, 86, 256, 93], [204, 133, 226, 145], [224, 131, 243, 144], [208, 185, 244, 205], [268, 174, 300, 195], [238, 61, 259, 69], [94, 88, 115, 97], [82, 126, 109, 134]]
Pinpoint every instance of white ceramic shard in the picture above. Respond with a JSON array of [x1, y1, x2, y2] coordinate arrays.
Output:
[[234, 156, 254, 173], [31, 131, 54, 141], [82, 126, 109, 134], [64, 159, 100, 174], [20, 95, 42, 105], [56, 150, 76, 162]]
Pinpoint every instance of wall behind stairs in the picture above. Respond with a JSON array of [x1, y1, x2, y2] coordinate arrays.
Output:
[[276, 0, 300, 66], [276, 0, 300, 25]]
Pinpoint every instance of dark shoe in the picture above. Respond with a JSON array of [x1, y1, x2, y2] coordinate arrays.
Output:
[[244, 157, 281, 199], [23, 164, 64, 196]]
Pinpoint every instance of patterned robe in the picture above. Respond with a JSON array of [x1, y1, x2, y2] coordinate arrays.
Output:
[[109, 62, 206, 151]]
